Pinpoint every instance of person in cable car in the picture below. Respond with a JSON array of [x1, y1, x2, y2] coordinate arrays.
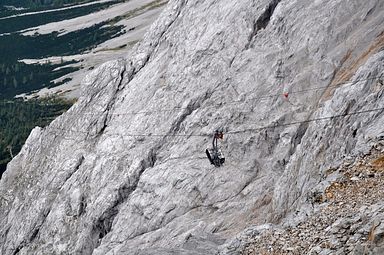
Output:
[[206, 130, 225, 167]]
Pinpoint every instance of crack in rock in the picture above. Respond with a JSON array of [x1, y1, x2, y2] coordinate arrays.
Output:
[[96, 64, 127, 138], [8, 154, 85, 255], [245, 0, 281, 49], [92, 90, 211, 249], [91, 149, 157, 250], [88, 0, 188, 140]]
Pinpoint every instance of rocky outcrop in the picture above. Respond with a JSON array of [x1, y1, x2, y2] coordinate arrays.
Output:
[[221, 147, 384, 254], [1, 0, 384, 254]]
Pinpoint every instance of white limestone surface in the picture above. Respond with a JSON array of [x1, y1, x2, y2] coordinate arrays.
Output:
[[1, 0, 384, 254]]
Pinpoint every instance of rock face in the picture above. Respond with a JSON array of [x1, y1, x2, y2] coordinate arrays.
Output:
[[1, 0, 384, 254], [221, 149, 384, 254]]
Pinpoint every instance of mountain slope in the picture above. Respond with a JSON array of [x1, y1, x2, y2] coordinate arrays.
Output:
[[222, 148, 384, 254], [0, 0, 384, 254], [0, 0, 166, 99]]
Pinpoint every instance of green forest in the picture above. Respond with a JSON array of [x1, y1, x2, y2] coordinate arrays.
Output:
[[0, 0, 121, 32], [0, 98, 73, 178], [0, 0, 128, 177], [0, 61, 79, 99], [0, 21, 125, 99], [2, 0, 97, 8], [0, 0, 125, 99]]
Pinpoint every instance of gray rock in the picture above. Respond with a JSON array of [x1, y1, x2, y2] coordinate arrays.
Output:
[[0, 0, 384, 255], [352, 244, 365, 255], [319, 249, 332, 255]]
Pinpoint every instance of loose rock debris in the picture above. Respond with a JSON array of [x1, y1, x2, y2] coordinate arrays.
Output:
[[241, 150, 384, 255]]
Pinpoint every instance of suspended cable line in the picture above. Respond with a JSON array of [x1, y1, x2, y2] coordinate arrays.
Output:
[[38, 75, 384, 168], [48, 106, 384, 140], [78, 75, 383, 116], [227, 106, 384, 134]]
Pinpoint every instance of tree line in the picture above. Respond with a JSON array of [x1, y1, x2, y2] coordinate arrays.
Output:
[[0, 97, 74, 178], [2, 0, 96, 8]]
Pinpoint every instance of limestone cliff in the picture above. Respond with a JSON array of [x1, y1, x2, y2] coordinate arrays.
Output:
[[1, 0, 384, 254]]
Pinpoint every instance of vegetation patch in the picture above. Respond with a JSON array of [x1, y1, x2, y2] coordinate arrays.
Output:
[[0, 97, 74, 178], [0, 21, 125, 98], [2, 0, 98, 10], [0, 0, 123, 34]]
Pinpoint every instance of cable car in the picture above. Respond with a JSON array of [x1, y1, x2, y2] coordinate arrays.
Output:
[[206, 130, 225, 167]]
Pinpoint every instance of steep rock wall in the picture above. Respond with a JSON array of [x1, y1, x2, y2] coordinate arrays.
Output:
[[1, 0, 383, 254]]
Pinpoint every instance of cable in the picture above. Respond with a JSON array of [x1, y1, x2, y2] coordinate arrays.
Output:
[[42, 75, 384, 141], [227, 106, 384, 134], [78, 75, 383, 116], [48, 106, 384, 140], [49, 126, 210, 138]]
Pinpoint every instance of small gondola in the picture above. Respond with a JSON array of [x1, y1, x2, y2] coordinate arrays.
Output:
[[206, 130, 225, 167]]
